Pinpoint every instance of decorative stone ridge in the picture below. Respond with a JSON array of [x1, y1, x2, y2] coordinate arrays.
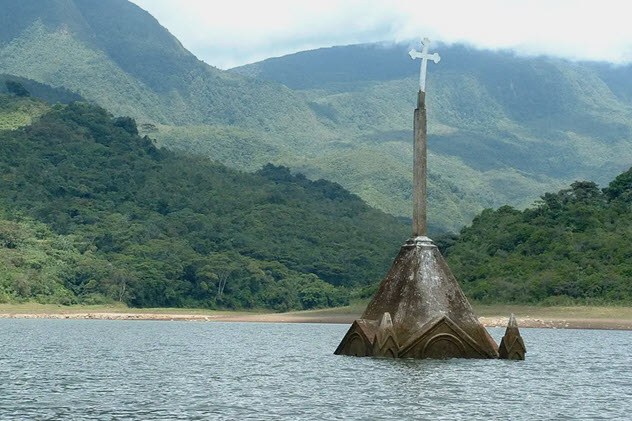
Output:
[[372, 312, 399, 358], [398, 316, 494, 359], [334, 319, 377, 357], [335, 237, 503, 359], [498, 314, 527, 360]]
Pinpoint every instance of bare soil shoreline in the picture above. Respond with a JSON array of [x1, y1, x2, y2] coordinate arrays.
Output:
[[1, 304, 631, 330]]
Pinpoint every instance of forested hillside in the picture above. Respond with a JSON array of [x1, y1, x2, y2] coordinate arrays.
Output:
[[2, 0, 632, 234], [2, 92, 629, 307], [233, 43, 632, 231], [0, 75, 83, 130], [0, 0, 327, 135], [443, 171, 632, 304], [0, 95, 409, 309], [0, 74, 83, 104]]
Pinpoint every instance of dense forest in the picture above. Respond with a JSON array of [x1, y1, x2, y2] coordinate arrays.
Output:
[[1, 90, 631, 309], [0, 95, 409, 309], [443, 174, 632, 304]]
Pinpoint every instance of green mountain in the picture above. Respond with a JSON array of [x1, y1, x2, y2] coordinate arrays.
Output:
[[0, 95, 409, 309], [2, 0, 631, 233], [441, 169, 632, 304], [129, 42, 632, 232], [0, 0, 326, 134], [232, 43, 632, 231], [3, 94, 627, 307]]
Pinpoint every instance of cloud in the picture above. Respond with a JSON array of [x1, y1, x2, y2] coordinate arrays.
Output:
[[131, 0, 632, 69]]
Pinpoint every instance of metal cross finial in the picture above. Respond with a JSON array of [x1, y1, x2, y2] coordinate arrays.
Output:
[[409, 38, 441, 92]]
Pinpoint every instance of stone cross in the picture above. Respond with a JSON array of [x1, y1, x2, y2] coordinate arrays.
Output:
[[409, 38, 441, 92], [410, 38, 439, 237]]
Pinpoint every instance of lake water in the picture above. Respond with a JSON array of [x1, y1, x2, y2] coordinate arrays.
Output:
[[0, 320, 630, 420]]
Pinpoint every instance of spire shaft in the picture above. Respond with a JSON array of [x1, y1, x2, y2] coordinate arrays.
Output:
[[413, 90, 428, 237]]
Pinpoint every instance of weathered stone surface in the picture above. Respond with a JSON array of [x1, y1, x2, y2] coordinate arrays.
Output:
[[398, 316, 492, 359], [498, 314, 527, 360], [413, 90, 427, 237], [334, 319, 377, 357], [335, 237, 499, 359], [372, 312, 399, 358]]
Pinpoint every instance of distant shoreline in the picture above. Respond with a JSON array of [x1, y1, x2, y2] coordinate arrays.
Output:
[[1, 304, 631, 330]]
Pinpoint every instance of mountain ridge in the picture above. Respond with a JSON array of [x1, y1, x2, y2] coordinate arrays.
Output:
[[0, 0, 327, 135]]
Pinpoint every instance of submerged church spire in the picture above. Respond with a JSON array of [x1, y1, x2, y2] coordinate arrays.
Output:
[[335, 39, 524, 360]]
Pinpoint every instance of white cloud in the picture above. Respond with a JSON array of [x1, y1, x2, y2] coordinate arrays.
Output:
[[131, 0, 632, 69]]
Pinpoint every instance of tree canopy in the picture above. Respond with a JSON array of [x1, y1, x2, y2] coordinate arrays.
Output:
[[5, 80, 29, 97], [0, 96, 409, 309], [2, 94, 630, 308], [443, 176, 632, 304]]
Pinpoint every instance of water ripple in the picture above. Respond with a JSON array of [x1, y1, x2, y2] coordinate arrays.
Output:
[[0, 320, 630, 420]]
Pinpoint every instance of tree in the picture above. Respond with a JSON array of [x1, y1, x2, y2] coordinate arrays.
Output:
[[5, 81, 30, 97], [112, 116, 138, 135]]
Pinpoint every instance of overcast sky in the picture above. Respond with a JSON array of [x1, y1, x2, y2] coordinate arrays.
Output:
[[131, 0, 632, 69]]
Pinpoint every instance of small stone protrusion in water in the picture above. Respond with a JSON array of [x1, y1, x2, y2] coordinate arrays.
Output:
[[498, 314, 526, 360]]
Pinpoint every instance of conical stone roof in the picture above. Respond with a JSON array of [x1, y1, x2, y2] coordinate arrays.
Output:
[[335, 237, 499, 359]]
